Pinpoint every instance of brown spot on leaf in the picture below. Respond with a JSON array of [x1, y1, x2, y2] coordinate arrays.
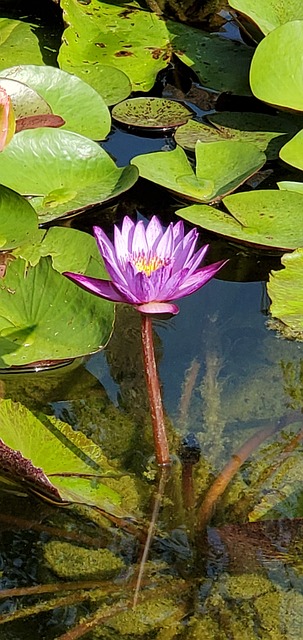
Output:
[[115, 50, 133, 57], [150, 48, 162, 60], [0, 253, 14, 278], [16, 114, 65, 132], [118, 9, 136, 18], [95, 42, 106, 48]]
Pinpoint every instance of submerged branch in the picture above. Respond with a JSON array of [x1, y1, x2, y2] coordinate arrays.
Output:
[[195, 411, 301, 533], [133, 466, 169, 607], [0, 580, 118, 601], [178, 358, 200, 430]]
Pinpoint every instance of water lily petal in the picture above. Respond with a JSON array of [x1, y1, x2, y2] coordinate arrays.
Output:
[[156, 222, 174, 259], [157, 268, 188, 300], [172, 220, 184, 248], [172, 231, 201, 273], [121, 216, 136, 253], [102, 254, 128, 287], [149, 264, 173, 296], [131, 271, 156, 302], [146, 215, 163, 250], [184, 244, 209, 275], [173, 260, 227, 299], [93, 226, 116, 266], [64, 272, 125, 302], [136, 301, 179, 315], [131, 220, 148, 256]]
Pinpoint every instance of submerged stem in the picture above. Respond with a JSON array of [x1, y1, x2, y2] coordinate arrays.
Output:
[[141, 314, 170, 466], [195, 411, 300, 533], [133, 466, 169, 607]]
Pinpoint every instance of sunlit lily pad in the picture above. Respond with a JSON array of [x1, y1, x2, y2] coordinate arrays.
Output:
[[279, 130, 303, 170], [167, 20, 253, 95], [250, 21, 303, 111], [131, 141, 265, 203], [112, 97, 193, 130], [0, 399, 123, 512], [229, 0, 303, 35], [0, 65, 110, 139], [0, 77, 51, 119], [0, 185, 39, 250], [177, 190, 303, 250], [268, 249, 303, 338], [0, 19, 44, 69], [0, 255, 114, 367], [13, 226, 105, 274], [59, 0, 170, 92], [59, 63, 132, 106], [278, 181, 303, 194], [0, 128, 138, 223], [175, 112, 298, 160]]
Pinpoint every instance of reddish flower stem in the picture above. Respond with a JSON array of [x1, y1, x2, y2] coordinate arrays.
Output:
[[141, 314, 170, 466]]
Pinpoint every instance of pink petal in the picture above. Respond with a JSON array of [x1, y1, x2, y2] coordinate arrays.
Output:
[[64, 272, 126, 302], [156, 268, 188, 299], [131, 220, 148, 256], [113, 224, 128, 260], [121, 216, 136, 252], [172, 220, 184, 248], [131, 271, 156, 302], [156, 223, 174, 259], [136, 301, 179, 315], [183, 244, 209, 275], [146, 216, 163, 249], [172, 260, 227, 299], [172, 233, 201, 273], [102, 254, 128, 287], [93, 226, 116, 265]]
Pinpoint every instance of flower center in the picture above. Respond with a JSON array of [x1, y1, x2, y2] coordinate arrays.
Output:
[[131, 251, 170, 277]]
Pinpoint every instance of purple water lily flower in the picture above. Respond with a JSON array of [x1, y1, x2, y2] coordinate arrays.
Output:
[[64, 216, 227, 315]]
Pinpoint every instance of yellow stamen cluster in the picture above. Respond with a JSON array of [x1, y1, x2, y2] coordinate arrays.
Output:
[[131, 252, 170, 277]]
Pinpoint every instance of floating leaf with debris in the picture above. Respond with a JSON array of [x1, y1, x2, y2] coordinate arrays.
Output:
[[0, 399, 125, 513], [112, 97, 193, 131]]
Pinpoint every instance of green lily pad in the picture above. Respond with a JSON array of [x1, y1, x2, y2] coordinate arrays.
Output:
[[229, 0, 303, 35], [0, 65, 110, 139], [267, 248, 303, 338], [0, 18, 44, 69], [13, 226, 105, 274], [279, 130, 303, 170], [0, 399, 123, 512], [175, 112, 298, 159], [112, 97, 193, 130], [278, 181, 303, 194], [0, 77, 51, 119], [0, 128, 138, 223], [167, 20, 253, 95], [0, 255, 114, 367], [131, 140, 265, 203], [59, 0, 170, 93], [0, 185, 39, 250], [177, 190, 303, 250], [59, 63, 132, 106], [250, 21, 303, 111]]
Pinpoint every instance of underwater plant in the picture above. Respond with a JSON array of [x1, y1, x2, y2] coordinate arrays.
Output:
[[64, 215, 226, 465]]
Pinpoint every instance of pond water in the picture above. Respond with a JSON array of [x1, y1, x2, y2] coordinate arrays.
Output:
[[1, 164, 303, 638], [1, 1, 303, 639]]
